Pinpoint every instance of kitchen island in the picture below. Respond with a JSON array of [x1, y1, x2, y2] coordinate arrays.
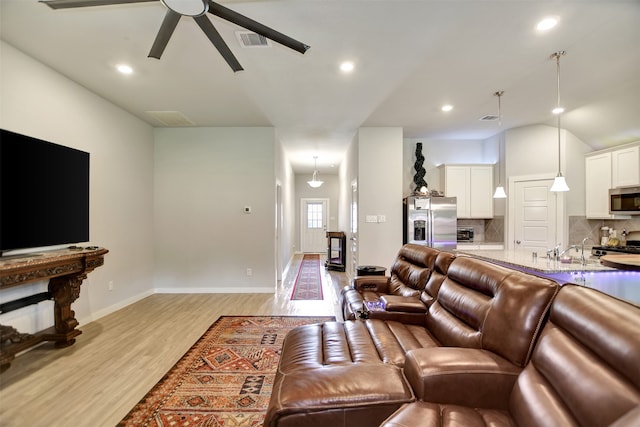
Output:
[[456, 249, 640, 305]]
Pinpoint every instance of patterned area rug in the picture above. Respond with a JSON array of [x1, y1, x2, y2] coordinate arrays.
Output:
[[290, 254, 323, 300], [118, 315, 333, 427]]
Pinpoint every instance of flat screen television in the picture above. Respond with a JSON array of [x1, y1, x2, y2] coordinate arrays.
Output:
[[0, 129, 90, 255]]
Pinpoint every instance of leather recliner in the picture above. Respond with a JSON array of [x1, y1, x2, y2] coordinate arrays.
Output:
[[382, 284, 640, 427], [340, 244, 445, 322]]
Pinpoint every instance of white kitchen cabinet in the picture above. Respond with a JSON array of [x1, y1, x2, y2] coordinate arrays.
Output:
[[585, 142, 639, 219], [585, 152, 612, 219], [439, 164, 493, 218], [611, 145, 640, 188]]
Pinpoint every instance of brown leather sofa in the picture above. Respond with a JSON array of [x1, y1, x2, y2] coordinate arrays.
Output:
[[265, 251, 560, 427], [382, 283, 640, 427], [340, 244, 451, 323]]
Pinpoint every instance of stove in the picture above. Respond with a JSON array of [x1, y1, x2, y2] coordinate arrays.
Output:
[[592, 241, 640, 257]]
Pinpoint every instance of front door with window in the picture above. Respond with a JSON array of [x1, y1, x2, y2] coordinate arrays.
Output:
[[301, 198, 328, 253]]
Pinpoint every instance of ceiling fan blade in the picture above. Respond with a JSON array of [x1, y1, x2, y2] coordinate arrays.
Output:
[[193, 15, 244, 72], [207, 1, 310, 55], [148, 9, 181, 59], [40, 0, 156, 9]]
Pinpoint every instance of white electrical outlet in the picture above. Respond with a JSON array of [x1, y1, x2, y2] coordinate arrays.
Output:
[[108, 281, 114, 291], [246, 268, 252, 277]]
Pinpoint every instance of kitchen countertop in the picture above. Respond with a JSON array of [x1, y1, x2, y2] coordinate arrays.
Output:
[[455, 249, 616, 273]]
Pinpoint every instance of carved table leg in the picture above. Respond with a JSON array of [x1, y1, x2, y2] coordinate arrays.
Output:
[[48, 273, 86, 347]]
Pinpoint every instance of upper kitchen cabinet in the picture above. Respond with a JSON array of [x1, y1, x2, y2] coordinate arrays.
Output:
[[439, 164, 493, 219], [611, 145, 640, 188], [585, 142, 640, 219]]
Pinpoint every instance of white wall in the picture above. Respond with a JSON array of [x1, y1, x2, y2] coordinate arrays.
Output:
[[275, 136, 296, 275], [153, 127, 276, 293], [358, 127, 403, 269], [0, 41, 155, 331], [506, 124, 589, 215]]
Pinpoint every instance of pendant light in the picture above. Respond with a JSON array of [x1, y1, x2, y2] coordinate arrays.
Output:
[[307, 156, 324, 188], [549, 51, 570, 192], [493, 90, 507, 199]]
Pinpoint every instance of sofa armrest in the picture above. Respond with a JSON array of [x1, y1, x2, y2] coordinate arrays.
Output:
[[353, 276, 390, 293], [404, 347, 521, 410], [380, 295, 427, 313]]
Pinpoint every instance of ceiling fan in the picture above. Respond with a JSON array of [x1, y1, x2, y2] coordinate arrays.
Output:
[[40, 0, 310, 72]]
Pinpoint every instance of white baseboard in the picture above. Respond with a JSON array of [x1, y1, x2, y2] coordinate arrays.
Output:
[[80, 289, 154, 325], [154, 286, 275, 294]]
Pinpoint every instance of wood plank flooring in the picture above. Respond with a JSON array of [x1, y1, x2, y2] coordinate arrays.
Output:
[[0, 254, 348, 427]]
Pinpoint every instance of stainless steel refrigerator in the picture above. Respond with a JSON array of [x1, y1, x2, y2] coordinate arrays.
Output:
[[403, 195, 457, 251]]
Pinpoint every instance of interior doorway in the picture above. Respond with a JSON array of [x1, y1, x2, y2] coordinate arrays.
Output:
[[300, 198, 329, 253], [350, 180, 358, 277], [508, 174, 565, 253]]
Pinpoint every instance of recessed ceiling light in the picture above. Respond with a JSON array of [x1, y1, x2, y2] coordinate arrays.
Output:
[[116, 64, 133, 75], [340, 61, 355, 73], [536, 17, 558, 31], [441, 104, 453, 112], [552, 107, 565, 115]]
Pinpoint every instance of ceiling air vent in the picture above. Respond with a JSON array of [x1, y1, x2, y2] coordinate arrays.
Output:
[[145, 111, 194, 126], [479, 115, 500, 121], [236, 31, 271, 48]]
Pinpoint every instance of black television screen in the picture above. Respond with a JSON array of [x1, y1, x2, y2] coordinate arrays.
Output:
[[0, 129, 89, 254]]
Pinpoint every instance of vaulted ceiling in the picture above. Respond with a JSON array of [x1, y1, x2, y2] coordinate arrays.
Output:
[[1, 0, 639, 173]]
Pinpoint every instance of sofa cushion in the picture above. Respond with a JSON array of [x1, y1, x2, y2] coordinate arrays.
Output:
[[380, 402, 514, 427], [426, 256, 558, 367], [403, 347, 521, 410], [388, 244, 439, 296], [509, 284, 640, 427], [266, 364, 415, 427]]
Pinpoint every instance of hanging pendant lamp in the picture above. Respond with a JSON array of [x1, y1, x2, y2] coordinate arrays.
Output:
[[493, 90, 507, 199], [307, 156, 324, 188], [549, 51, 570, 192]]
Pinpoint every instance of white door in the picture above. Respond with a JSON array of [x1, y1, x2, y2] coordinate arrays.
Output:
[[510, 177, 557, 253], [301, 199, 328, 253]]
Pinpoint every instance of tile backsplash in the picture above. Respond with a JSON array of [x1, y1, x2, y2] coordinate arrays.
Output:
[[569, 216, 640, 246], [457, 216, 504, 243], [458, 216, 640, 246]]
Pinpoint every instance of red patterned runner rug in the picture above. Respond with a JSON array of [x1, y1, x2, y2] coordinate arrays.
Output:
[[117, 315, 333, 427], [290, 253, 323, 300]]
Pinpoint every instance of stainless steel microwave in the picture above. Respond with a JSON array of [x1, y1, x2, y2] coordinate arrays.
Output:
[[609, 186, 640, 215]]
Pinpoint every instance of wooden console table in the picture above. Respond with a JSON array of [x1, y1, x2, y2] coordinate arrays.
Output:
[[0, 247, 108, 372]]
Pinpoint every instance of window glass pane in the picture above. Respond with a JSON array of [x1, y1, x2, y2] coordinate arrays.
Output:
[[307, 202, 323, 229]]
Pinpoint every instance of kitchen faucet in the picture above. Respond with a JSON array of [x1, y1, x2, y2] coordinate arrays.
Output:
[[581, 236, 596, 266], [547, 244, 563, 261], [558, 245, 579, 259]]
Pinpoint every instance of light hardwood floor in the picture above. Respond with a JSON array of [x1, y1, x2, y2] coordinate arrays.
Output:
[[0, 254, 348, 427]]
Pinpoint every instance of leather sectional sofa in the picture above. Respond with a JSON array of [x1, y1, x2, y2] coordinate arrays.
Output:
[[265, 244, 640, 427]]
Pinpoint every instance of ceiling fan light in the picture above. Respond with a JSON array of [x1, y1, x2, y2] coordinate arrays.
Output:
[[160, 0, 208, 17], [493, 185, 507, 198], [550, 175, 570, 192]]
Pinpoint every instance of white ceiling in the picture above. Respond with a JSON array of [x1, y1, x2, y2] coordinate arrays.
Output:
[[1, 0, 639, 173]]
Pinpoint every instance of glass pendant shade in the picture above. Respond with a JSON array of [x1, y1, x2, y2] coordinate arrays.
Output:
[[550, 174, 570, 192], [307, 156, 323, 188], [307, 170, 323, 188], [493, 185, 507, 198]]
